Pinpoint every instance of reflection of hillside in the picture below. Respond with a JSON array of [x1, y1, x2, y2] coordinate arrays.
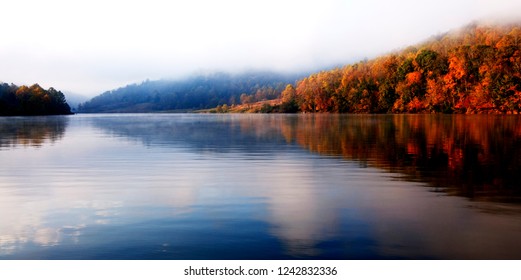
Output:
[[90, 114, 521, 202], [0, 116, 69, 148], [91, 114, 292, 154], [280, 115, 521, 202]]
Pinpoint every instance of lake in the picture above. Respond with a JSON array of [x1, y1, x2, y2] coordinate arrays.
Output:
[[0, 114, 520, 259]]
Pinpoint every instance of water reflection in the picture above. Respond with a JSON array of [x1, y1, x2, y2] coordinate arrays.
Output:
[[0, 114, 520, 259], [87, 114, 521, 258], [91, 114, 521, 203], [279, 114, 521, 202], [0, 116, 68, 149], [89, 114, 290, 153]]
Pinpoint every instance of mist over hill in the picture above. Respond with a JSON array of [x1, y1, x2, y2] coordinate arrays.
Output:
[[65, 93, 89, 112], [79, 22, 521, 114], [78, 71, 305, 113]]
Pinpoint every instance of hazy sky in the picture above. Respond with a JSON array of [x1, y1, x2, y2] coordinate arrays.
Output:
[[1, 0, 521, 96]]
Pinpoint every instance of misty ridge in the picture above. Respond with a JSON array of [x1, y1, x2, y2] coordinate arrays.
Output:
[[76, 22, 521, 115], [77, 71, 307, 113]]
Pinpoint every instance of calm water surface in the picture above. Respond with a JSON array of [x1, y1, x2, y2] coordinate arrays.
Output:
[[0, 114, 520, 259]]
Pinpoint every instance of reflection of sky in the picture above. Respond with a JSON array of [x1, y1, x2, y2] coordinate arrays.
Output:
[[1, 115, 520, 259]]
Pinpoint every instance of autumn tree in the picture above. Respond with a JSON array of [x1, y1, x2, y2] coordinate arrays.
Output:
[[280, 84, 299, 113]]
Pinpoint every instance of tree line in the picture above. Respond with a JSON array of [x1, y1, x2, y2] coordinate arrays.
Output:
[[276, 23, 521, 114], [0, 83, 72, 116]]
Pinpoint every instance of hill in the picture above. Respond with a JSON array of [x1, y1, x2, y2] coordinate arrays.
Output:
[[271, 23, 521, 114], [0, 83, 72, 116], [78, 71, 304, 113], [78, 23, 521, 114]]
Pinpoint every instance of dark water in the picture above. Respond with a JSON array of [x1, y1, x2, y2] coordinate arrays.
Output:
[[0, 114, 520, 260]]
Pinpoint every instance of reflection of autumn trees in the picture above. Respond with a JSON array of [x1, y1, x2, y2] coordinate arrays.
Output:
[[277, 115, 521, 202], [91, 114, 521, 202], [0, 117, 68, 148], [290, 24, 521, 114]]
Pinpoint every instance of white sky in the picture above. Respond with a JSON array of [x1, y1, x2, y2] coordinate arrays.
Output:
[[1, 0, 521, 96]]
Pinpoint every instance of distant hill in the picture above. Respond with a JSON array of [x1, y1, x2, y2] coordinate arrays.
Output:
[[0, 83, 72, 116], [64, 92, 89, 112], [78, 71, 304, 113], [271, 23, 521, 114]]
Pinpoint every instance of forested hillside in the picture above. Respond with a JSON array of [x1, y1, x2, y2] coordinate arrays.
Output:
[[78, 72, 302, 113], [0, 83, 72, 116], [277, 23, 521, 114], [78, 23, 521, 114]]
